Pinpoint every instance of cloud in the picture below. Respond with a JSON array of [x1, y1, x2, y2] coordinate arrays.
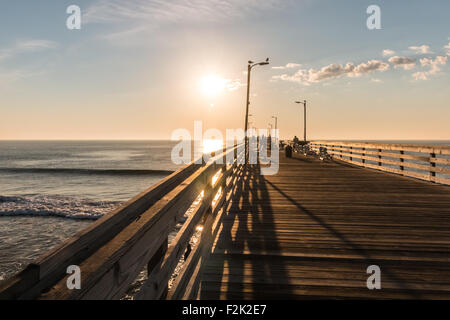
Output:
[[272, 63, 301, 70], [271, 60, 389, 85], [412, 55, 448, 80], [85, 0, 285, 25], [0, 40, 57, 61], [350, 60, 390, 77], [412, 72, 428, 81], [225, 79, 245, 91], [382, 49, 395, 57], [388, 56, 416, 70], [87, 0, 288, 44], [445, 42, 450, 56], [0, 68, 44, 90], [0, 40, 56, 90], [420, 56, 447, 69], [272, 41, 450, 86], [409, 45, 433, 54]]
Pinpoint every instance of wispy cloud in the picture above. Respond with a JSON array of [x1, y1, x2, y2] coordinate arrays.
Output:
[[225, 79, 245, 91], [0, 69, 27, 85], [413, 56, 448, 80], [0, 68, 45, 90], [409, 45, 433, 54], [0, 40, 57, 61], [0, 40, 57, 89], [382, 49, 395, 57], [388, 56, 416, 70], [272, 63, 301, 70], [85, 0, 285, 25], [272, 60, 389, 85]]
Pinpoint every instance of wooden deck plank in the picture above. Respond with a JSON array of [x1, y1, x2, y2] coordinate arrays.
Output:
[[197, 152, 450, 299]]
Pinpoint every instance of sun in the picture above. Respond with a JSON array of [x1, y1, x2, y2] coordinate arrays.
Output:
[[200, 74, 226, 97]]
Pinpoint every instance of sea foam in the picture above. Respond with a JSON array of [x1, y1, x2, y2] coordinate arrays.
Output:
[[0, 195, 121, 220]]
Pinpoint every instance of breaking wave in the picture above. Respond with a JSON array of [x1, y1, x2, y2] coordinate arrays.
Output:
[[0, 195, 121, 220]]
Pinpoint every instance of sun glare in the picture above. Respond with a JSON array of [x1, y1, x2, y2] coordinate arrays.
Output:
[[202, 139, 223, 154], [200, 75, 226, 97]]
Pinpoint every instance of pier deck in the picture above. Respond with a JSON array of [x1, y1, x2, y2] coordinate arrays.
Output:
[[198, 152, 450, 299]]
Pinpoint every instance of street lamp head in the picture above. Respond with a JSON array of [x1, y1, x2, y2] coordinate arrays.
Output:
[[250, 58, 270, 67]]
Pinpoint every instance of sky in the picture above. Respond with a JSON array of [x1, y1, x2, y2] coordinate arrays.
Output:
[[0, 0, 449, 140]]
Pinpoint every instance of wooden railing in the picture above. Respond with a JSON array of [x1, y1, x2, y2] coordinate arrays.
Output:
[[310, 141, 450, 185], [0, 144, 245, 300]]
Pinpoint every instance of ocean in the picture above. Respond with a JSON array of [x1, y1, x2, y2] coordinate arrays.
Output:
[[0, 140, 183, 281]]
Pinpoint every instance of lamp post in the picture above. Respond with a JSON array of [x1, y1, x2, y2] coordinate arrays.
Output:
[[295, 100, 307, 142], [245, 58, 269, 164], [268, 123, 273, 142], [271, 116, 278, 131]]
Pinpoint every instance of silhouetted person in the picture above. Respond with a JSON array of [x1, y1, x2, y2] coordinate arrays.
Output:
[[285, 145, 293, 158]]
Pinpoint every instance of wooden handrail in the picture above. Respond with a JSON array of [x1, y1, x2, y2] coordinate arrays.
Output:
[[311, 141, 450, 154], [310, 141, 450, 185], [0, 144, 246, 300]]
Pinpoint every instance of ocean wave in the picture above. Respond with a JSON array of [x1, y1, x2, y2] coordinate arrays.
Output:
[[0, 168, 174, 176], [0, 195, 121, 220]]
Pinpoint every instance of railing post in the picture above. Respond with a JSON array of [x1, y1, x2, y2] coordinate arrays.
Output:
[[202, 150, 206, 166], [378, 149, 382, 167], [430, 152, 436, 182], [147, 237, 168, 299], [222, 144, 227, 168], [222, 144, 227, 192], [257, 136, 260, 165], [234, 140, 237, 169], [350, 146, 353, 162], [362, 147, 366, 165]]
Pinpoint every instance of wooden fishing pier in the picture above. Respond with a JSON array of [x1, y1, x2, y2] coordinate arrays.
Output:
[[1, 141, 449, 299]]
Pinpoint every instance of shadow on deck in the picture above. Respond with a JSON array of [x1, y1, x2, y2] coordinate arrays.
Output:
[[198, 152, 450, 299]]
